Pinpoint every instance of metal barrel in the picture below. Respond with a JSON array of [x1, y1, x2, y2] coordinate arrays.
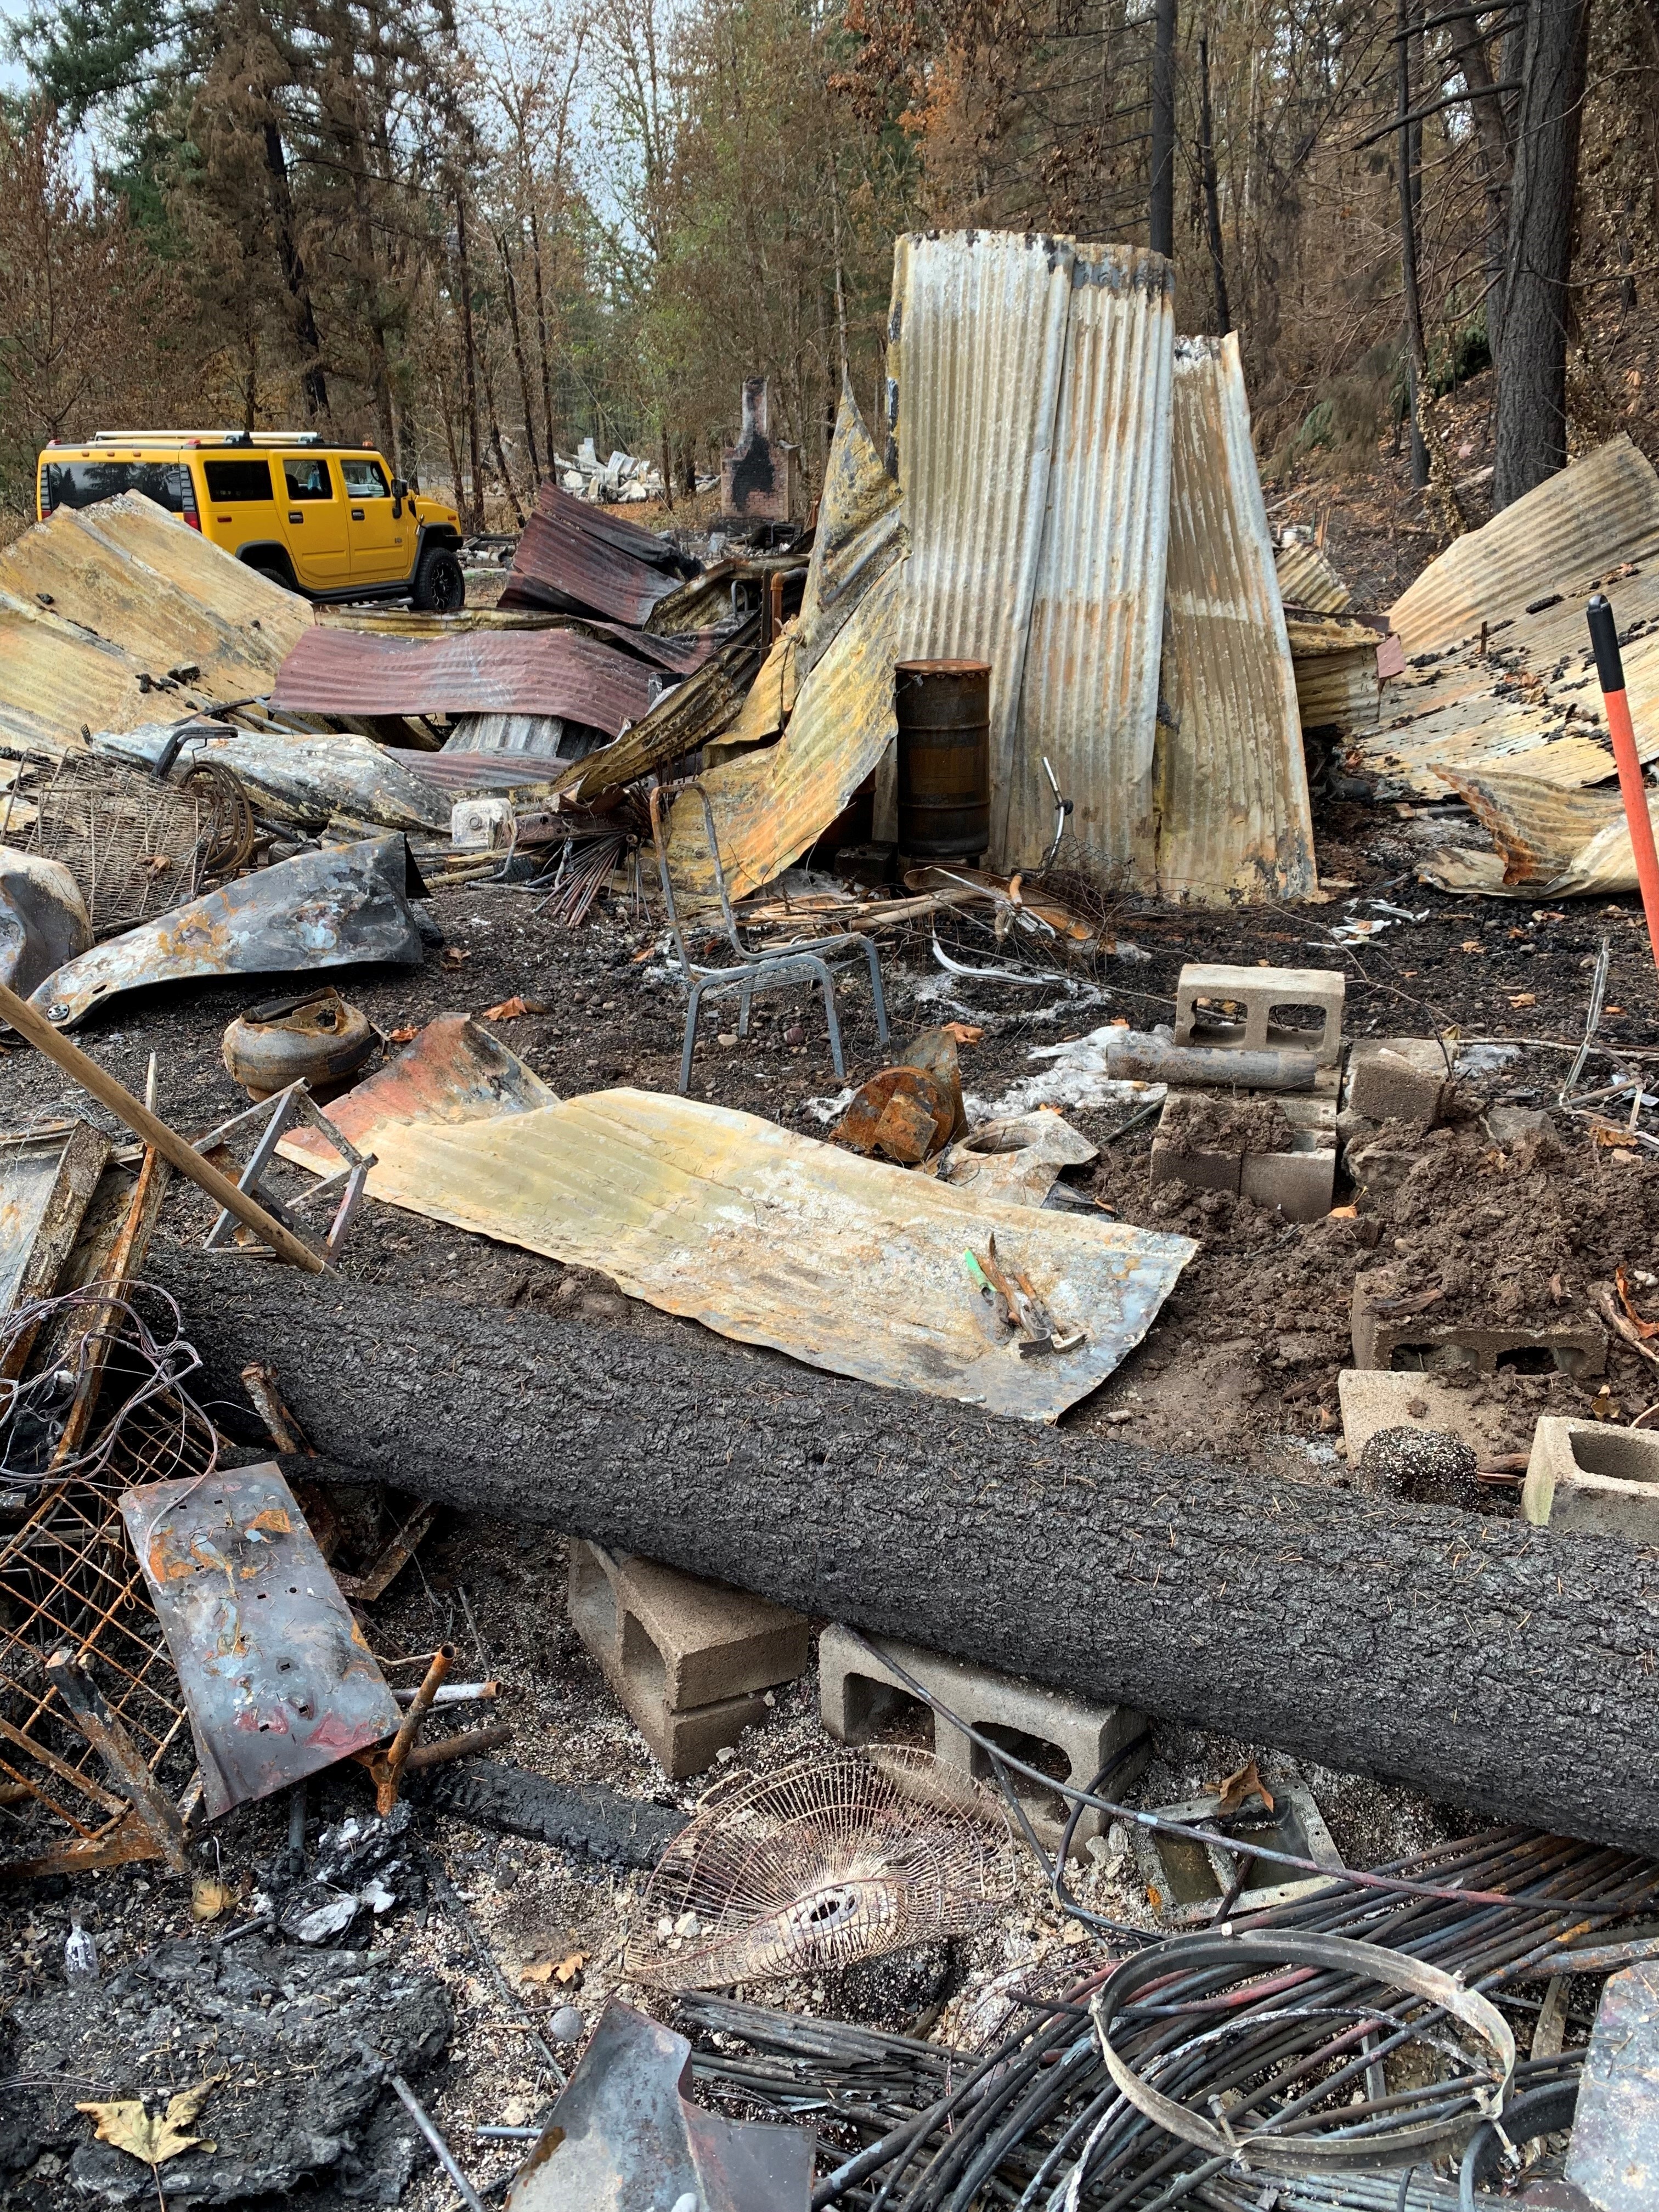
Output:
[[895, 660, 991, 860]]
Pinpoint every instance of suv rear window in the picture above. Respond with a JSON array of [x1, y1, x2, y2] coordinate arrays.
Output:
[[42, 460, 192, 514], [205, 459, 274, 503], [283, 457, 335, 500]]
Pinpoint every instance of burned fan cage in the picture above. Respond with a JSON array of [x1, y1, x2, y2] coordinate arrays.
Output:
[[1, 746, 255, 936], [0, 1283, 218, 1870], [688, 1825, 1658, 2209]]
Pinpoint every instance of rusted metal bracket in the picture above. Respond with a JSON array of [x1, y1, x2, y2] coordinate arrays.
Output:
[[358, 1642, 452, 1813], [196, 1083, 373, 1261], [44, 1647, 190, 1874], [335, 1501, 437, 1603]]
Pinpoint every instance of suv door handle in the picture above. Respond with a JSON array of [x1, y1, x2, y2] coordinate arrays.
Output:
[[351, 507, 365, 520], [288, 512, 303, 523]]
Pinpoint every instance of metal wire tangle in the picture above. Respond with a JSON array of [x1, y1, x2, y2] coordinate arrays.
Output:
[[628, 1749, 1019, 1991], [0, 746, 247, 935], [1, 1282, 216, 1493]]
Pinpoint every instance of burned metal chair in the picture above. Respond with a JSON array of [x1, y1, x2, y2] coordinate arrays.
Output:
[[649, 780, 889, 1093]]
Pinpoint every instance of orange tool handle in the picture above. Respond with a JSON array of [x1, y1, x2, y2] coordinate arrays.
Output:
[[1588, 592, 1659, 977]]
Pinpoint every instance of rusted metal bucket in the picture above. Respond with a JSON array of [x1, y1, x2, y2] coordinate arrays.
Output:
[[895, 661, 991, 861]]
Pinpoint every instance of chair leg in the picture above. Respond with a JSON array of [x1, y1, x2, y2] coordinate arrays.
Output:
[[816, 965, 846, 1081], [861, 938, 890, 1049], [680, 983, 705, 1094]]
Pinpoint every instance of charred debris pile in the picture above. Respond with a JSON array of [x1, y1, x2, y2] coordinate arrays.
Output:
[[4, 230, 1659, 2211]]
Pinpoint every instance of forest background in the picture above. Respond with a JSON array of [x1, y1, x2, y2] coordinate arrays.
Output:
[[0, 0, 1647, 540]]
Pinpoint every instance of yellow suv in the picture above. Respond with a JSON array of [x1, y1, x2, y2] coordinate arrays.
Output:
[[37, 432, 467, 612]]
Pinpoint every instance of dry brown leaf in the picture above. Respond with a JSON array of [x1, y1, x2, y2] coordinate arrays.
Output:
[[190, 1876, 234, 1923], [440, 946, 471, 969], [943, 1023, 984, 1046], [1506, 993, 1537, 1008], [555, 1949, 588, 1984], [521, 1948, 588, 1987], [519, 1959, 557, 1985], [482, 996, 547, 1022], [1212, 1759, 1275, 1818], [387, 1024, 419, 1045], [1616, 1266, 1659, 1339], [78, 2082, 217, 2169]]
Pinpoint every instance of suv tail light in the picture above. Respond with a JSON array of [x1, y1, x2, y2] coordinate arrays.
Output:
[[176, 465, 201, 531]]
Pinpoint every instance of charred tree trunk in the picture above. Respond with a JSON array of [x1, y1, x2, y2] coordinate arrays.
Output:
[[527, 203, 558, 472], [1149, 0, 1177, 258], [1493, 0, 1593, 510], [452, 181, 486, 535], [262, 121, 329, 421], [1399, 0, 1430, 491], [1199, 37, 1231, 335], [494, 225, 543, 488], [148, 1256, 1659, 1858]]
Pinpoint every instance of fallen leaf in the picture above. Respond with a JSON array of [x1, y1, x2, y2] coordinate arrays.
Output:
[[1327, 1204, 1357, 1218], [387, 1024, 419, 1045], [943, 1023, 984, 1046], [1459, 940, 1484, 955], [78, 2082, 217, 2168], [1616, 1265, 1659, 1338], [1212, 1759, 1275, 1818], [520, 1959, 557, 1985], [483, 996, 548, 1022], [1506, 993, 1536, 1008], [441, 946, 471, 968], [190, 1876, 234, 1922], [521, 1948, 588, 1987], [556, 1949, 588, 1984]]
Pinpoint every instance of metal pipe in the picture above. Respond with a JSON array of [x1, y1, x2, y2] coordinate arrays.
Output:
[[375, 1643, 452, 1811], [390, 2075, 488, 2212]]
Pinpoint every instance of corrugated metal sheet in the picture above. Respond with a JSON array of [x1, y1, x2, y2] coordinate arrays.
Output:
[[499, 481, 700, 626], [1009, 246, 1175, 873], [1355, 560, 1659, 794], [1285, 615, 1382, 734], [1152, 335, 1314, 901], [1389, 435, 1659, 653], [0, 493, 312, 755], [1276, 539, 1352, 615], [1433, 765, 1620, 884], [398, 751, 565, 794], [269, 625, 654, 733], [797, 379, 905, 676], [92, 720, 453, 834], [75, 494, 313, 648], [439, 713, 565, 758], [664, 388, 904, 901], [887, 230, 1078, 866], [361, 1088, 1197, 1423], [323, 602, 722, 675]]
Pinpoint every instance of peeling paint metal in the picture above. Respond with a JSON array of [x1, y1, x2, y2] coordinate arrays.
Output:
[[1153, 335, 1314, 901], [120, 1462, 398, 1821], [362, 1088, 1197, 1423], [270, 624, 654, 733], [30, 834, 426, 1026], [500, 481, 701, 626], [94, 719, 453, 834]]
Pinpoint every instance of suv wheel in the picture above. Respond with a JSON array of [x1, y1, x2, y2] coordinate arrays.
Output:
[[413, 545, 465, 614], [244, 551, 301, 594]]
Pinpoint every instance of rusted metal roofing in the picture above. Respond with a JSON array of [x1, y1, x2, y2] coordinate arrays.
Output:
[[359, 1089, 1196, 1422], [280, 1013, 556, 1176], [887, 230, 1078, 867], [399, 751, 565, 793], [1286, 614, 1383, 735], [323, 602, 721, 675], [797, 377, 904, 676], [1012, 246, 1175, 874], [1276, 539, 1352, 615], [1152, 336, 1314, 902], [1355, 552, 1659, 795], [499, 481, 701, 626], [269, 625, 654, 733], [1389, 435, 1659, 654], [0, 494, 311, 754], [665, 387, 905, 901]]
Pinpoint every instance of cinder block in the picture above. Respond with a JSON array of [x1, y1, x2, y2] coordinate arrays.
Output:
[[1336, 1369, 1499, 1464], [1344, 1038, 1452, 1125], [1150, 1133, 1242, 1197], [1239, 1095, 1337, 1222], [1522, 1418, 1659, 1541], [568, 1540, 808, 1778], [1351, 1274, 1606, 1380], [1174, 962, 1345, 1065], [819, 1624, 1146, 1857]]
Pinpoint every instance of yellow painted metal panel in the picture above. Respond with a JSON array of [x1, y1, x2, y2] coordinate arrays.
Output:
[[362, 1089, 1195, 1423]]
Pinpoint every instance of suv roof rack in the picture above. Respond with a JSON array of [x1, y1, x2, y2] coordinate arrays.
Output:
[[84, 430, 330, 448]]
